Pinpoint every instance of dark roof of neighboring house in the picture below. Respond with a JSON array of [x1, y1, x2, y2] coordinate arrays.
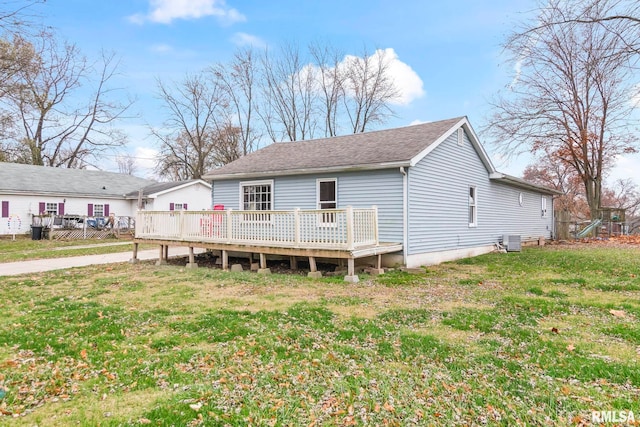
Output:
[[203, 117, 466, 180], [0, 162, 155, 197], [124, 179, 210, 198]]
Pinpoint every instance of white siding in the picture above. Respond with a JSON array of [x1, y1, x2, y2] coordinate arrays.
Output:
[[0, 195, 134, 235], [151, 183, 212, 211]]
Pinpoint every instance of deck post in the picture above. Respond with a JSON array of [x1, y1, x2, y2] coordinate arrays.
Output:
[[346, 206, 354, 250], [156, 245, 166, 266], [226, 209, 233, 243], [290, 256, 298, 270], [294, 208, 300, 247], [129, 242, 139, 263], [258, 253, 271, 275], [344, 258, 359, 283], [222, 250, 229, 271], [186, 246, 198, 269], [307, 256, 322, 278], [372, 205, 379, 245], [164, 245, 169, 260]]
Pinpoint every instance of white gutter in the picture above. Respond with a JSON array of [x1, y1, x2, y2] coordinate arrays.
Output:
[[400, 166, 408, 266]]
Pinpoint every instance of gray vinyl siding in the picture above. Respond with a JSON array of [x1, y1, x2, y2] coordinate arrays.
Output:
[[407, 129, 553, 255], [211, 169, 403, 244]]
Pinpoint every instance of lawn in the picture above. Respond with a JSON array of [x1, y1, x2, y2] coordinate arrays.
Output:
[[0, 244, 639, 426], [0, 236, 151, 263]]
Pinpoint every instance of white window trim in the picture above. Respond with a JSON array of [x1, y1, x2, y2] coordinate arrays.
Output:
[[239, 179, 274, 211], [317, 178, 338, 227], [457, 128, 464, 146], [239, 179, 274, 223], [541, 196, 548, 218], [469, 186, 478, 228]]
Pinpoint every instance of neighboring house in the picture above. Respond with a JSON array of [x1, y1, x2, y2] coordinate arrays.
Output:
[[0, 163, 212, 235], [202, 116, 558, 267], [125, 180, 213, 212]]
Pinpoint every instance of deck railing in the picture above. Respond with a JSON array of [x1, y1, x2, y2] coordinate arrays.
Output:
[[135, 206, 378, 250]]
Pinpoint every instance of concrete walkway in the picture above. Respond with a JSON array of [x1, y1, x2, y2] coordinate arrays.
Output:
[[0, 245, 200, 277]]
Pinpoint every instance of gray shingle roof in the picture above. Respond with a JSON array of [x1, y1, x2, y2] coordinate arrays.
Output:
[[203, 117, 465, 179], [0, 162, 155, 197]]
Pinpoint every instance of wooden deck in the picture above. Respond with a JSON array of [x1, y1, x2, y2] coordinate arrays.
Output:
[[132, 207, 403, 281]]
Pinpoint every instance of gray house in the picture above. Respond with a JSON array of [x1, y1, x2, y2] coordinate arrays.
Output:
[[202, 116, 556, 268]]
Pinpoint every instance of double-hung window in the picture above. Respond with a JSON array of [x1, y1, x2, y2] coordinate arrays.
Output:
[[468, 186, 477, 227], [46, 203, 58, 215], [241, 180, 273, 221], [541, 196, 548, 217], [317, 178, 337, 225]]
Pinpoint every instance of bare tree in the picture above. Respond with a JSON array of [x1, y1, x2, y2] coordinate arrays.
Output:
[[116, 152, 138, 176], [260, 43, 318, 142], [0, 0, 43, 35], [342, 47, 400, 134], [153, 72, 238, 180], [486, 1, 640, 219], [519, 0, 640, 55], [210, 47, 260, 156], [309, 41, 345, 137], [1, 33, 133, 167]]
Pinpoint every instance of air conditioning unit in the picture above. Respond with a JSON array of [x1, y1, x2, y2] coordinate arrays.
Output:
[[502, 235, 521, 252]]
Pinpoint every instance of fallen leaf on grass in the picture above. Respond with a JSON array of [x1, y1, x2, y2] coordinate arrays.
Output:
[[566, 344, 575, 352], [609, 309, 626, 318], [551, 327, 559, 334], [189, 403, 202, 411], [80, 349, 87, 360]]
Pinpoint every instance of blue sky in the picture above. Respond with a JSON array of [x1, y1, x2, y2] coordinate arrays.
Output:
[[37, 0, 640, 185]]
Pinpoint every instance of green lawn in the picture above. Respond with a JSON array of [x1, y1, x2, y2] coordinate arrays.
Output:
[[0, 244, 639, 425], [0, 236, 148, 263]]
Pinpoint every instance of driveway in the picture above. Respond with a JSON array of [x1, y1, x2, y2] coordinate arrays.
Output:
[[0, 244, 200, 277]]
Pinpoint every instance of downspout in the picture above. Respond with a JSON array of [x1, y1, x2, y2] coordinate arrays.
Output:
[[400, 167, 408, 266]]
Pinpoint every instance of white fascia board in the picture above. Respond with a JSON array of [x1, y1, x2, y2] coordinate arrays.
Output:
[[205, 161, 410, 181]]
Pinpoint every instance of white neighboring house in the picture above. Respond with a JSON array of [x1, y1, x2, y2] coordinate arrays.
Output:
[[125, 180, 213, 212], [0, 162, 212, 236]]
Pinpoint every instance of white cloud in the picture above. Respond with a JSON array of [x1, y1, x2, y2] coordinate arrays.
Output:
[[230, 32, 266, 48], [380, 48, 425, 106], [339, 48, 424, 106], [129, 0, 246, 25], [150, 44, 174, 54]]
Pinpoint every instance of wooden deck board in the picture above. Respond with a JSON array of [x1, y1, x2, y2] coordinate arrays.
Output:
[[133, 238, 402, 260]]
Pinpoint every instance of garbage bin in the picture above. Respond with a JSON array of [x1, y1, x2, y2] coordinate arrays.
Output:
[[31, 225, 43, 240]]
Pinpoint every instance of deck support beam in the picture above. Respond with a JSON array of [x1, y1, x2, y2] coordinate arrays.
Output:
[[307, 256, 322, 278], [129, 242, 139, 264], [257, 253, 271, 275], [156, 245, 167, 266], [344, 258, 359, 283], [222, 250, 229, 271], [186, 246, 198, 268], [290, 256, 298, 270]]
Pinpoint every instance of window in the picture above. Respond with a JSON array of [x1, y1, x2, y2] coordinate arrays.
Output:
[[541, 196, 548, 217], [1, 201, 8, 218], [46, 203, 58, 215], [241, 180, 273, 221], [468, 186, 477, 227], [93, 204, 104, 217], [317, 179, 337, 224], [171, 203, 187, 211], [518, 192, 524, 207]]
